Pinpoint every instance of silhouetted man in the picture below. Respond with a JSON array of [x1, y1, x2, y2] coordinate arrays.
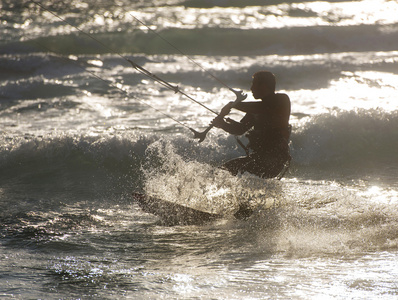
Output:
[[212, 71, 291, 178]]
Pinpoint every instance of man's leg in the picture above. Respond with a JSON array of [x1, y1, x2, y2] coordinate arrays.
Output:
[[220, 156, 252, 176]]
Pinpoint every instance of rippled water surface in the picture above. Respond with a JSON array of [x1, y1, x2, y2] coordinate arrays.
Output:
[[1, 0, 397, 298]]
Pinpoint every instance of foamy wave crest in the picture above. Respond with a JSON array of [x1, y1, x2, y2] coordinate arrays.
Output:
[[4, 23, 398, 57], [291, 109, 398, 170], [0, 133, 158, 204]]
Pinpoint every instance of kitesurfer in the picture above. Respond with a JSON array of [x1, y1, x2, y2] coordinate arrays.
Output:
[[211, 71, 291, 178]]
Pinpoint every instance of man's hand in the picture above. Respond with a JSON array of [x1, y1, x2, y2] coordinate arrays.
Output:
[[219, 101, 234, 117], [210, 115, 225, 128]]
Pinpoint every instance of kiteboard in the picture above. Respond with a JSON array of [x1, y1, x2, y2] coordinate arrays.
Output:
[[132, 193, 224, 225], [132, 192, 254, 225]]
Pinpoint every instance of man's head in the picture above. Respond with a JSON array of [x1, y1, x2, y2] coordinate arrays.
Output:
[[251, 71, 276, 99]]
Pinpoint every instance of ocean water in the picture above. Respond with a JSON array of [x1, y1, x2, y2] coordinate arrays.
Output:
[[1, 0, 398, 298]]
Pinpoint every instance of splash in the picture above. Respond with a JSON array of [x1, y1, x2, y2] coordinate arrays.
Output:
[[142, 139, 284, 215], [250, 179, 398, 256]]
